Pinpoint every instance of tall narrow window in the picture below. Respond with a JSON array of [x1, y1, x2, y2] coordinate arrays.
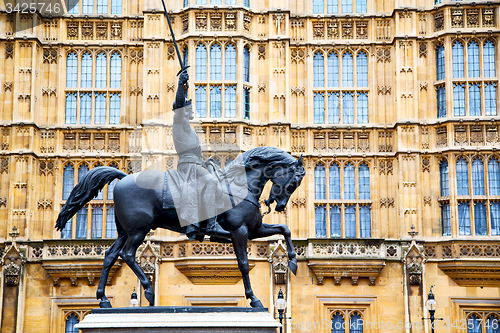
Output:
[[441, 203, 451, 236], [453, 84, 466, 116], [343, 92, 354, 124], [357, 92, 368, 124], [331, 312, 345, 333], [327, 0, 338, 14], [359, 206, 371, 238], [111, 0, 122, 14], [357, 51, 368, 87], [484, 40, 496, 77], [330, 205, 341, 237], [95, 93, 106, 124], [486, 316, 500, 333], [358, 163, 370, 199], [314, 92, 325, 124], [66, 52, 78, 88], [91, 206, 103, 238], [313, 0, 324, 14], [63, 165, 74, 200], [82, 0, 93, 14], [474, 202, 487, 235], [467, 314, 482, 333], [109, 93, 121, 124], [491, 202, 500, 236], [81, 52, 92, 88], [80, 93, 91, 124], [485, 83, 497, 116], [329, 164, 340, 199], [243, 0, 250, 7], [457, 157, 469, 195], [78, 164, 89, 182], [225, 85, 236, 118], [96, 52, 107, 88], [344, 163, 355, 199], [243, 46, 250, 82], [183, 47, 189, 66], [313, 52, 324, 88], [328, 52, 339, 87], [210, 86, 221, 118], [315, 164, 326, 200], [458, 201, 471, 235], [225, 44, 236, 80], [469, 83, 481, 116], [345, 205, 356, 237], [315, 205, 327, 237], [68, 0, 79, 14], [437, 86, 446, 118], [436, 45, 445, 81], [468, 41, 480, 78], [342, 52, 353, 87], [195, 85, 207, 117], [356, 0, 367, 13], [489, 157, 500, 195], [196, 44, 207, 81], [452, 41, 465, 78], [97, 0, 107, 14], [350, 313, 363, 333], [110, 52, 121, 88], [472, 158, 485, 195], [243, 88, 250, 119], [341, 0, 352, 13], [328, 92, 340, 124], [439, 160, 449, 197], [65, 93, 77, 124], [210, 44, 221, 80], [76, 207, 88, 239], [106, 206, 116, 238], [65, 314, 80, 333], [61, 218, 72, 239]]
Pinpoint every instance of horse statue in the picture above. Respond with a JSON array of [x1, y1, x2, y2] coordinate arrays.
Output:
[[55, 146, 305, 309]]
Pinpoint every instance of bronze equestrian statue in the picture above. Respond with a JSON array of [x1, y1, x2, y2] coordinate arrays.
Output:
[[55, 69, 305, 309]]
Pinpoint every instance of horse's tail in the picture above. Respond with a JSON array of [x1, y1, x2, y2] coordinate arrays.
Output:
[[55, 167, 127, 231]]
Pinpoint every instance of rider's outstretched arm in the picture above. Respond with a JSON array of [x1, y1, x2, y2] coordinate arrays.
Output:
[[173, 69, 193, 133]]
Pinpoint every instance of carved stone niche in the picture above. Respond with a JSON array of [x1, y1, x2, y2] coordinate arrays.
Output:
[[1, 244, 27, 286], [404, 243, 424, 286], [136, 239, 161, 283], [308, 260, 385, 286], [271, 240, 288, 285], [42, 263, 121, 286]]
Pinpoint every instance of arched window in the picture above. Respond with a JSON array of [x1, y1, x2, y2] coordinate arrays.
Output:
[[328, 52, 339, 87], [330, 205, 341, 238], [196, 44, 207, 81], [109, 93, 121, 124], [328, 92, 340, 124], [358, 163, 370, 200], [439, 160, 449, 197], [472, 157, 485, 195], [81, 52, 92, 88], [328, 0, 338, 14], [452, 41, 465, 78], [78, 164, 89, 182], [485, 83, 497, 116], [315, 205, 327, 237], [343, 92, 354, 124], [65, 93, 77, 124], [243, 46, 250, 82], [63, 165, 74, 200], [80, 93, 91, 124], [244, 88, 250, 119], [492, 202, 500, 236], [357, 92, 368, 124], [436, 44, 445, 81], [97, 0, 107, 14], [315, 164, 326, 200], [96, 52, 107, 88], [467, 314, 482, 333], [331, 312, 345, 333], [456, 157, 469, 195], [82, 0, 93, 14], [66, 52, 78, 88], [360, 205, 371, 238], [95, 93, 106, 124], [183, 47, 189, 66], [475, 201, 487, 235], [91, 206, 103, 238], [329, 164, 340, 199], [342, 52, 353, 87], [437, 86, 446, 118], [65, 313, 79, 333], [344, 163, 355, 199], [313, 52, 324, 88], [110, 52, 121, 88], [469, 83, 481, 116], [210, 44, 221, 80], [314, 92, 325, 124], [225, 44, 236, 80], [458, 201, 471, 235], [111, 0, 122, 14], [345, 205, 356, 238], [350, 313, 363, 333], [195, 85, 207, 117], [486, 315, 500, 333], [484, 40, 496, 77], [441, 203, 451, 236], [468, 41, 480, 78], [225, 85, 236, 118], [488, 157, 500, 195], [356, 0, 367, 13], [453, 83, 465, 116], [76, 206, 88, 239], [356, 51, 368, 87], [313, 0, 323, 14], [210, 86, 221, 118], [341, 0, 352, 13], [106, 206, 116, 238]]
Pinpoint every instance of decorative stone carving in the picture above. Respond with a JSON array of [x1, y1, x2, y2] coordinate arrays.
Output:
[[313, 21, 325, 39], [136, 240, 160, 283], [377, 86, 391, 95], [4, 82, 13, 92], [451, 9, 464, 28], [379, 159, 394, 175], [81, 22, 93, 39], [356, 21, 368, 39], [376, 19, 391, 40], [182, 14, 189, 33], [378, 131, 393, 152], [271, 241, 288, 285], [1, 239, 26, 287], [380, 198, 395, 208], [225, 12, 236, 31], [421, 156, 430, 172], [376, 47, 391, 63], [327, 20, 339, 39], [419, 42, 427, 58], [358, 132, 369, 152], [436, 126, 447, 147], [130, 49, 144, 64], [290, 48, 306, 64], [455, 125, 468, 146], [342, 21, 353, 39], [210, 13, 222, 31], [467, 9, 480, 28], [258, 44, 266, 60], [37, 199, 53, 210], [43, 48, 58, 63], [243, 14, 252, 32], [434, 12, 444, 31], [127, 160, 142, 174], [0, 198, 6, 207], [43, 263, 121, 286], [487, 125, 499, 144], [423, 197, 432, 206], [196, 13, 207, 30], [67, 22, 78, 39], [470, 125, 484, 145], [404, 243, 424, 286], [483, 8, 495, 27], [96, 22, 108, 39]]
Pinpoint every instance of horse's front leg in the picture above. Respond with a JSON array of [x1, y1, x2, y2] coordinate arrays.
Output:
[[231, 225, 263, 308], [250, 223, 298, 275]]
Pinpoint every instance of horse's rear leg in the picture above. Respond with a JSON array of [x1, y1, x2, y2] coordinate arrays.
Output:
[[97, 222, 127, 308], [231, 226, 263, 308], [250, 223, 298, 275]]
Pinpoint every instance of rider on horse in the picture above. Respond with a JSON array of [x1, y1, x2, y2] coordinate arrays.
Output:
[[172, 69, 230, 241]]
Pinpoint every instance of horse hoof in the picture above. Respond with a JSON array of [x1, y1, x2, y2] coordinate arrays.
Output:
[[250, 299, 264, 308], [288, 258, 298, 275], [99, 300, 112, 308], [145, 289, 155, 306]]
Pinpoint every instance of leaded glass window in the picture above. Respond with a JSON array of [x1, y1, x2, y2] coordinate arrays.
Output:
[[109, 93, 121, 124], [360, 206, 371, 237], [110, 52, 122, 88], [243, 46, 250, 82], [441, 203, 451, 236], [91, 206, 103, 238], [65, 314, 79, 333], [106, 206, 116, 238], [244, 88, 250, 119], [458, 201, 471, 235], [330, 205, 341, 237], [196, 44, 207, 81], [96, 52, 107, 88], [437, 86, 446, 118], [313, 0, 324, 14], [66, 52, 78, 88], [474, 202, 487, 235], [472, 158, 485, 195], [485, 83, 497, 116], [457, 157, 469, 195], [350, 313, 363, 333], [452, 41, 465, 78], [65, 93, 77, 124], [314, 52, 325, 88], [436, 45, 445, 81], [469, 83, 481, 116], [95, 93, 106, 124], [76, 207, 88, 239], [467, 314, 482, 333], [489, 158, 500, 195], [328, 92, 340, 124], [63, 165, 74, 200], [440, 160, 449, 197], [210, 85, 221, 118], [210, 44, 221, 80], [341, 0, 352, 13], [80, 93, 91, 124], [315, 164, 326, 200], [484, 40, 496, 77], [491, 203, 500, 236], [81, 52, 92, 88], [314, 92, 325, 124], [315, 205, 327, 237], [344, 163, 355, 200], [82, 0, 93, 14], [195, 85, 207, 117], [331, 312, 345, 333], [345, 205, 356, 237], [357, 51, 368, 87], [111, 0, 122, 14], [359, 163, 370, 199], [343, 92, 354, 124], [342, 52, 353, 87], [97, 0, 107, 14], [225, 44, 236, 81], [453, 84, 466, 116], [329, 164, 340, 199], [328, 52, 339, 87], [468, 41, 480, 78], [357, 92, 368, 124], [225, 85, 236, 118]]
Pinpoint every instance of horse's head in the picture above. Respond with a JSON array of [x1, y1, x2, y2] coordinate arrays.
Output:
[[266, 155, 305, 212]]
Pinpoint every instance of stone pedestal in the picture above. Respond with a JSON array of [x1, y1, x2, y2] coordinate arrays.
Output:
[[75, 306, 280, 333]]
